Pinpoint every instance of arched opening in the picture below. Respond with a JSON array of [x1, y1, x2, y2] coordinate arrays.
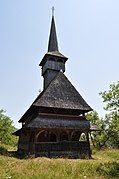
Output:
[[60, 131, 68, 141], [80, 133, 87, 141], [49, 132, 57, 142], [37, 130, 48, 142], [71, 131, 81, 141]]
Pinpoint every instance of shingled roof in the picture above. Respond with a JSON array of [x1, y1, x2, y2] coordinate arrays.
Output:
[[26, 114, 90, 130], [34, 72, 92, 112]]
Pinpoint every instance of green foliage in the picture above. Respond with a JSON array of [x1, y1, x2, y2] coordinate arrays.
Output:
[[104, 113, 119, 148], [100, 81, 119, 113], [87, 111, 109, 149], [100, 82, 119, 149], [87, 82, 119, 149], [87, 112, 119, 149], [0, 145, 8, 155], [97, 162, 119, 178], [0, 109, 18, 146]]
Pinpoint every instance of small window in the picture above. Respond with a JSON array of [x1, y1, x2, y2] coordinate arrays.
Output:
[[49, 57, 55, 61]]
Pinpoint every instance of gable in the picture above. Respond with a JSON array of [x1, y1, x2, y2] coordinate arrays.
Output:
[[33, 72, 92, 112]]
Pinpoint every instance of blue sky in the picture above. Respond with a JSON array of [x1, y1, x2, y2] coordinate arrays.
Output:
[[0, 0, 119, 128]]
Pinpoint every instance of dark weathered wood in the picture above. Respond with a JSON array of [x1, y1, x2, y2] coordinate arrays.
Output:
[[34, 72, 92, 112], [35, 141, 91, 158], [35, 141, 89, 152], [26, 115, 90, 130], [14, 13, 94, 159]]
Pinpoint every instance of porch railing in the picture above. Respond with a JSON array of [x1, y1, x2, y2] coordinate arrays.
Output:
[[35, 141, 90, 153]]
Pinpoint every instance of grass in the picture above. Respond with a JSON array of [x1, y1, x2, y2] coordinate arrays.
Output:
[[0, 147, 119, 179]]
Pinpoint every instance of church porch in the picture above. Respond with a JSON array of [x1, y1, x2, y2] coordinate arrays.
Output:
[[32, 129, 91, 159]]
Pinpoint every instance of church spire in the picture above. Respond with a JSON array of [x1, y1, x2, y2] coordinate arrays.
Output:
[[40, 8, 68, 89], [48, 7, 59, 52]]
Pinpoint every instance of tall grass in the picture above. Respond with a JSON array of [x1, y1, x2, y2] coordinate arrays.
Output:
[[0, 148, 119, 179]]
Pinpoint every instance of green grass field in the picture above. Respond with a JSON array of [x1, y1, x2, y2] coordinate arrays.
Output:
[[0, 147, 119, 179]]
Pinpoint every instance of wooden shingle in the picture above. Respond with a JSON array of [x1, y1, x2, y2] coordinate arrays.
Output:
[[34, 72, 92, 112]]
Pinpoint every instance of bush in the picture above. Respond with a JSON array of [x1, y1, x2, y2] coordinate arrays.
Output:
[[0, 146, 8, 155], [96, 162, 119, 178]]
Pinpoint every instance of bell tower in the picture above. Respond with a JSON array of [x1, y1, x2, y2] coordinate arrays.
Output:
[[14, 7, 94, 159], [39, 8, 68, 89]]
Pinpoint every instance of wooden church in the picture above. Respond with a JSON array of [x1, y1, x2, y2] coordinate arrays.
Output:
[[14, 12, 93, 158]]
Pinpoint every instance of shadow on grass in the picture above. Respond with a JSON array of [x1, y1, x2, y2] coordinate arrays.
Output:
[[0, 148, 92, 160]]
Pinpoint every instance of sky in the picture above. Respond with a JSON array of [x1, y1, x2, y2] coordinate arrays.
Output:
[[0, 0, 119, 129]]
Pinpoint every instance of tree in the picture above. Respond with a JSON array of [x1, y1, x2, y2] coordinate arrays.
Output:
[[100, 81, 119, 148], [87, 111, 119, 149], [87, 82, 119, 149], [100, 81, 119, 113], [104, 113, 119, 148], [0, 109, 18, 146], [86, 111, 110, 149]]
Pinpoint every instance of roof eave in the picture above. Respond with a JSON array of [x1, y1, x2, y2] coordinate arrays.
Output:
[[39, 52, 68, 66], [33, 103, 92, 113]]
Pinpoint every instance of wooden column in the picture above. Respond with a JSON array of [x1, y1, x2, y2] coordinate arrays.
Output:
[[86, 132, 91, 159]]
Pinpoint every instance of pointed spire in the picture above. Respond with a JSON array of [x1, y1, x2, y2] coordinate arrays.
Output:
[[48, 7, 59, 52]]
